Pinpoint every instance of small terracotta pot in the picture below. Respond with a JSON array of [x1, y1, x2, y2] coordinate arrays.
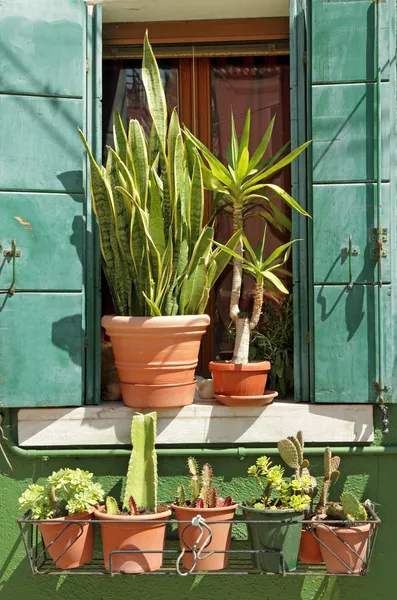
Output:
[[39, 512, 94, 570], [298, 529, 323, 565], [209, 361, 271, 397], [215, 390, 277, 407], [102, 315, 210, 408], [95, 507, 172, 573], [172, 504, 238, 572], [316, 523, 371, 574]]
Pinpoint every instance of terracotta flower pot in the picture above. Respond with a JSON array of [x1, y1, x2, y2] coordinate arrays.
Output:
[[95, 507, 172, 573], [102, 315, 210, 408], [209, 361, 271, 397], [38, 511, 94, 570], [298, 528, 323, 565], [172, 504, 238, 571], [316, 523, 372, 574]]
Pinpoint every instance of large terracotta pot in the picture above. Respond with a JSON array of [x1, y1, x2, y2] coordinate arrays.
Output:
[[39, 512, 94, 570], [95, 507, 172, 573], [209, 361, 271, 397], [172, 504, 238, 572], [298, 528, 323, 565], [316, 523, 371, 574], [102, 315, 210, 408]]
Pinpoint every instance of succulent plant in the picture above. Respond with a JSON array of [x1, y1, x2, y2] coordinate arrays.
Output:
[[105, 496, 119, 516], [340, 492, 368, 521], [245, 455, 311, 512], [327, 492, 368, 522], [175, 459, 233, 508], [315, 447, 341, 515], [18, 469, 104, 520]]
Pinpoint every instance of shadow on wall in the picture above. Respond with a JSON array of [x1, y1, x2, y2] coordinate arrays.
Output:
[[52, 314, 83, 367]]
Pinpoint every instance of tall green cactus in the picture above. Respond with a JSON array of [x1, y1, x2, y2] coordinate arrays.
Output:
[[316, 447, 341, 515], [123, 412, 158, 513]]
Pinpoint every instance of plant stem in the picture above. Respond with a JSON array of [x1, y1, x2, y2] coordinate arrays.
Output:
[[230, 207, 243, 324], [232, 317, 250, 364], [250, 281, 264, 331]]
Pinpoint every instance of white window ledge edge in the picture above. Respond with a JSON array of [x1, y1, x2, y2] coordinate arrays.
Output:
[[18, 399, 374, 447]]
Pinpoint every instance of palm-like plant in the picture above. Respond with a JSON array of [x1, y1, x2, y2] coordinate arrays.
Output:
[[79, 33, 239, 317], [184, 113, 311, 365]]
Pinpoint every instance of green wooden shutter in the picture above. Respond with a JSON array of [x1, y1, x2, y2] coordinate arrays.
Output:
[[0, 0, 101, 407], [291, 0, 396, 403]]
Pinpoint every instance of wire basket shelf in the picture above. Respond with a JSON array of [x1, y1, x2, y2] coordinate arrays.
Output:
[[17, 505, 380, 577]]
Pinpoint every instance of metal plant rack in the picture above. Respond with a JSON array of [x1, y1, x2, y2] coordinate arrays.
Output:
[[17, 505, 380, 577]]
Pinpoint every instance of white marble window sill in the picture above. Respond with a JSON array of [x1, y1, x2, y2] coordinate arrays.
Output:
[[18, 396, 374, 447]]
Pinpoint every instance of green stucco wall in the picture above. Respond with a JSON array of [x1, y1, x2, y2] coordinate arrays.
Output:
[[0, 408, 396, 600]]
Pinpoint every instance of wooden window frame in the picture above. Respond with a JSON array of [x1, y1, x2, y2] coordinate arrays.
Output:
[[103, 17, 289, 46]]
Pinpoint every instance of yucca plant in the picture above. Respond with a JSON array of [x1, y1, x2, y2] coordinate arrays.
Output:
[[79, 33, 238, 317], [185, 114, 311, 365]]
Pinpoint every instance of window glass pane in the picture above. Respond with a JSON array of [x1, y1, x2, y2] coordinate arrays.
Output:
[[102, 59, 179, 156]]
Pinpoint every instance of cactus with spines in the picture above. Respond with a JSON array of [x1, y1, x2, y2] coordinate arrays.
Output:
[[175, 459, 233, 508], [340, 492, 367, 521], [327, 492, 367, 521], [277, 431, 317, 503], [199, 463, 213, 506], [176, 484, 187, 508], [188, 457, 202, 505], [315, 447, 341, 515]]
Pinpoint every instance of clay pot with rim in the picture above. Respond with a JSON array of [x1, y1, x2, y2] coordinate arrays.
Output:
[[39, 511, 94, 570], [298, 528, 323, 565], [102, 315, 210, 408], [209, 360, 271, 400], [95, 506, 172, 573], [172, 503, 238, 572], [316, 523, 372, 574]]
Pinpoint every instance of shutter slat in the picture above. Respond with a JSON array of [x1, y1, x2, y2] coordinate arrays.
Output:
[[0, 0, 101, 407]]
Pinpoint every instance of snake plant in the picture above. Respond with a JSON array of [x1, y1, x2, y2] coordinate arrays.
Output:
[[79, 33, 239, 316], [185, 111, 311, 364]]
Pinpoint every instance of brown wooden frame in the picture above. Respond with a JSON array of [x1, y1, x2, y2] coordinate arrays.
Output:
[[103, 17, 289, 46]]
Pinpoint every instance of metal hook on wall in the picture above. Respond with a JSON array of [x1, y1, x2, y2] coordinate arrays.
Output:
[[341, 235, 359, 290], [3, 239, 21, 296]]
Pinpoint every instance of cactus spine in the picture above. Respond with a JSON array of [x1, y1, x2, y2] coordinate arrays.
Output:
[[123, 412, 158, 513], [316, 447, 340, 515]]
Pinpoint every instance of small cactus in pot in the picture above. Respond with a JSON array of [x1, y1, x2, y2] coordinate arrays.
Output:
[[172, 459, 237, 572], [317, 492, 373, 574], [175, 458, 233, 508]]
